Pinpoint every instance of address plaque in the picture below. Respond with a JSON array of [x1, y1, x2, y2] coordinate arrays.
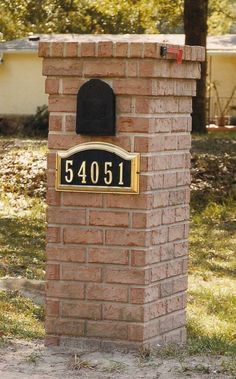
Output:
[[56, 142, 140, 194]]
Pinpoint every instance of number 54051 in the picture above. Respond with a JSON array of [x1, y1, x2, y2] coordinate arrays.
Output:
[[64, 160, 124, 186]]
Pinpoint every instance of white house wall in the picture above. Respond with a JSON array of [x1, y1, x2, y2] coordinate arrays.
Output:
[[0, 53, 47, 115]]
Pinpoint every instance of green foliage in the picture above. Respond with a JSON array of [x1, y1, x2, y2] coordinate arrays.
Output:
[[0, 290, 44, 339], [1, 0, 235, 40], [208, 0, 236, 34], [24, 105, 49, 138]]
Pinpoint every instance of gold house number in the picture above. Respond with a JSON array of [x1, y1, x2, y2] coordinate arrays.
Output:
[[56, 142, 140, 194]]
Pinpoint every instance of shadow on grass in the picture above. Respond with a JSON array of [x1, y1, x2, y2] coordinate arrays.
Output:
[[0, 216, 46, 279], [187, 324, 236, 355], [0, 290, 44, 339]]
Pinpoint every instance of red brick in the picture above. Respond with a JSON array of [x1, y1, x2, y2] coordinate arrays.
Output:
[[160, 280, 173, 298], [46, 318, 84, 336], [117, 116, 150, 133], [152, 227, 168, 245], [46, 227, 61, 243], [91, 135, 132, 151], [64, 227, 103, 245], [136, 97, 179, 114], [46, 189, 61, 205], [167, 294, 184, 313], [47, 152, 56, 170], [177, 171, 191, 186], [172, 116, 191, 132], [105, 229, 150, 247], [151, 263, 167, 282], [105, 194, 152, 210], [43, 58, 83, 76], [115, 42, 128, 57], [47, 171, 55, 188], [65, 114, 76, 132], [147, 299, 167, 319], [177, 134, 192, 150], [130, 42, 143, 57], [182, 258, 188, 274], [164, 135, 177, 151], [48, 133, 88, 150], [61, 301, 101, 319], [160, 243, 174, 261], [126, 61, 138, 77], [49, 115, 62, 132], [45, 78, 60, 94], [61, 264, 102, 282], [139, 60, 156, 77], [113, 79, 152, 96], [128, 324, 144, 341], [83, 59, 125, 77], [81, 42, 96, 56], [63, 192, 103, 207], [144, 43, 157, 58], [103, 303, 144, 322], [159, 313, 173, 333], [104, 268, 150, 285], [168, 224, 185, 241], [89, 211, 129, 227], [163, 172, 177, 188], [134, 135, 165, 152], [116, 96, 133, 113], [168, 189, 186, 206], [130, 284, 160, 304], [97, 41, 113, 57], [46, 281, 84, 299], [47, 171, 54, 189], [47, 170, 56, 187], [51, 42, 64, 57], [178, 97, 192, 113], [46, 264, 60, 280], [88, 247, 129, 265], [132, 210, 162, 229], [38, 42, 51, 57], [48, 96, 76, 113], [47, 208, 86, 225], [87, 284, 128, 302], [174, 241, 188, 257], [167, 260, 183, 277], [175, 206, 189, 222], [143, 173, 164, 191], [87, 321, 128, 340], [62, 78, 85, 94], [130, 250, 149, 267], [173, 276, 188, 293], [162, 208, 176, 225], [65, 42, 78, 57], [46, 245, 85, 262], [152, 192, 169, 208], [46, 300, 60, 317], [172, 310, 186, 329]]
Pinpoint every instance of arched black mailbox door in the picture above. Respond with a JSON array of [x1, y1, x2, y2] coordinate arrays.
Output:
[[76, 79, 116, 136]]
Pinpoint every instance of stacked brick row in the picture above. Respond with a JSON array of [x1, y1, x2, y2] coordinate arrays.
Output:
[[39, 36, 204, 349]]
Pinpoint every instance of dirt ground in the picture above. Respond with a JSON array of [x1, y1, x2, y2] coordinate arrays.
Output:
[[0, 339, 235, 379]]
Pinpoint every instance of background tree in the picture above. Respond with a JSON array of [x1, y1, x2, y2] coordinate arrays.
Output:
[[1, 0, 236, 41], [184, 0, 208, 134]]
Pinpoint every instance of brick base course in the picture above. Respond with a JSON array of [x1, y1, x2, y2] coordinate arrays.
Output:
[[40, 35, 204, 349]]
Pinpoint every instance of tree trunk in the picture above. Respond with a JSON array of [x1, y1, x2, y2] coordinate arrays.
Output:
[[184, 0, 208, 133]]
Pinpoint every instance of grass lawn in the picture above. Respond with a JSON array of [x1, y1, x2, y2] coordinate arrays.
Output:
[[0, 135, 235, 355]]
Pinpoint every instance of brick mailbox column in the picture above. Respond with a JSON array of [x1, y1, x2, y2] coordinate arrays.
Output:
[[39, 35, 204, 349]]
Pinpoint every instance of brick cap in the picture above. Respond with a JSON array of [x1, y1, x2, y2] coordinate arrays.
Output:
[[38, 34, 205, 62]]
